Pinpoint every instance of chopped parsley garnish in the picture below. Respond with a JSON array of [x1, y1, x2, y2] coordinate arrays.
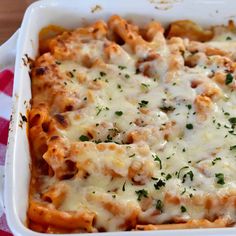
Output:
[[229, 130, 236, 136], [230, 145, 236, 150], [180, 205, 187, 213], [153, 155, 162, 169], [226, 36, 232, 40], [177, 166, 189, 178], [55, 61, 61, 65], [135, 189, 148, 201], [186, 104, 192, 110], [154, 179, 166, 190], [138, 100, 149, 108], [141, 83, 150, 92], [212, 157, 221, 165], [181, 188, 186, 195], [156, 200, 164, 212], [79, 135, 90, 141], [166, 174, 172, 180], [122, 181, 126, 191], [118, 65, 127, 70], [125, 74, 130, 79], [229, 117, 236, 125], [151, 177, 158, 180], [96, 106, 109, 116], [141, 83, 150, 88], [225, 73, 234, 85], [129, 153, 135, 158], [215, 173, 225, 185], [186, 123, 193, 129], [182, 171, 194, 183], [224, 112, 230, 116], [115, 111, 123, 116], [96, 107, 103, 116], [100, 71, 106, 77]]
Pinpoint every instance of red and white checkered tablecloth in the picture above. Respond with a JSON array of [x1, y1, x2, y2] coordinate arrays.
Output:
[[0, 69, 14, 236]]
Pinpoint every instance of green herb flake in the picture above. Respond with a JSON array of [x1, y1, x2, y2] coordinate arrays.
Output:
[[141, 83, 150, 92], [100, 71, 106, 77], [118, 65, 127, 70], [96, 106, 109, 116], [181, 205, 187, 213], [186, 104, 192, 110], [129, 153, 135, 158], [177, 166, 189, 178], [79, 135, 90, 142], [156, 200, 164, 212], [225, 73, 234, 85], [186, 123, 193, 130], [229, 117, 236, 125], [96, 107, 102, 116], [151, 177, 158, 181], [230, 145, 236, 150], [125, 74, 130, 79], [115, 111, 123, 116], [135, 189, 148, 201], [226, 36, 232, 40], [212, 157, 221, 165], [166, 174, 172, 180], [153, 155, 162, 169], [182, 171, 194, 183], [138, 100, 149, 108], [141, 83, 149, 88], [181, 188, 186, 195], [154, 179, 166, 190], [215, 173, 225, 185], [122, 181, 126, 192]]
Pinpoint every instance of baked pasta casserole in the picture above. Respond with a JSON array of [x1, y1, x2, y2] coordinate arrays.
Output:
[[28, 15, 236, 233]]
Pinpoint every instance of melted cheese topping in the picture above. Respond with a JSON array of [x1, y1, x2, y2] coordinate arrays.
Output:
[[29, 17, 236, 233]]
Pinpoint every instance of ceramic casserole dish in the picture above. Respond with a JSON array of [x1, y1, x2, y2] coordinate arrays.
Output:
[[3, 0, 236, 235]]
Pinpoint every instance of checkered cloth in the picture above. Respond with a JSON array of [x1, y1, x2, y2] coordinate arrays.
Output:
[[0, 69, 14, 236]]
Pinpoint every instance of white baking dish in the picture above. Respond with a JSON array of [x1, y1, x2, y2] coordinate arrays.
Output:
[[3, 0, 236, 235]]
